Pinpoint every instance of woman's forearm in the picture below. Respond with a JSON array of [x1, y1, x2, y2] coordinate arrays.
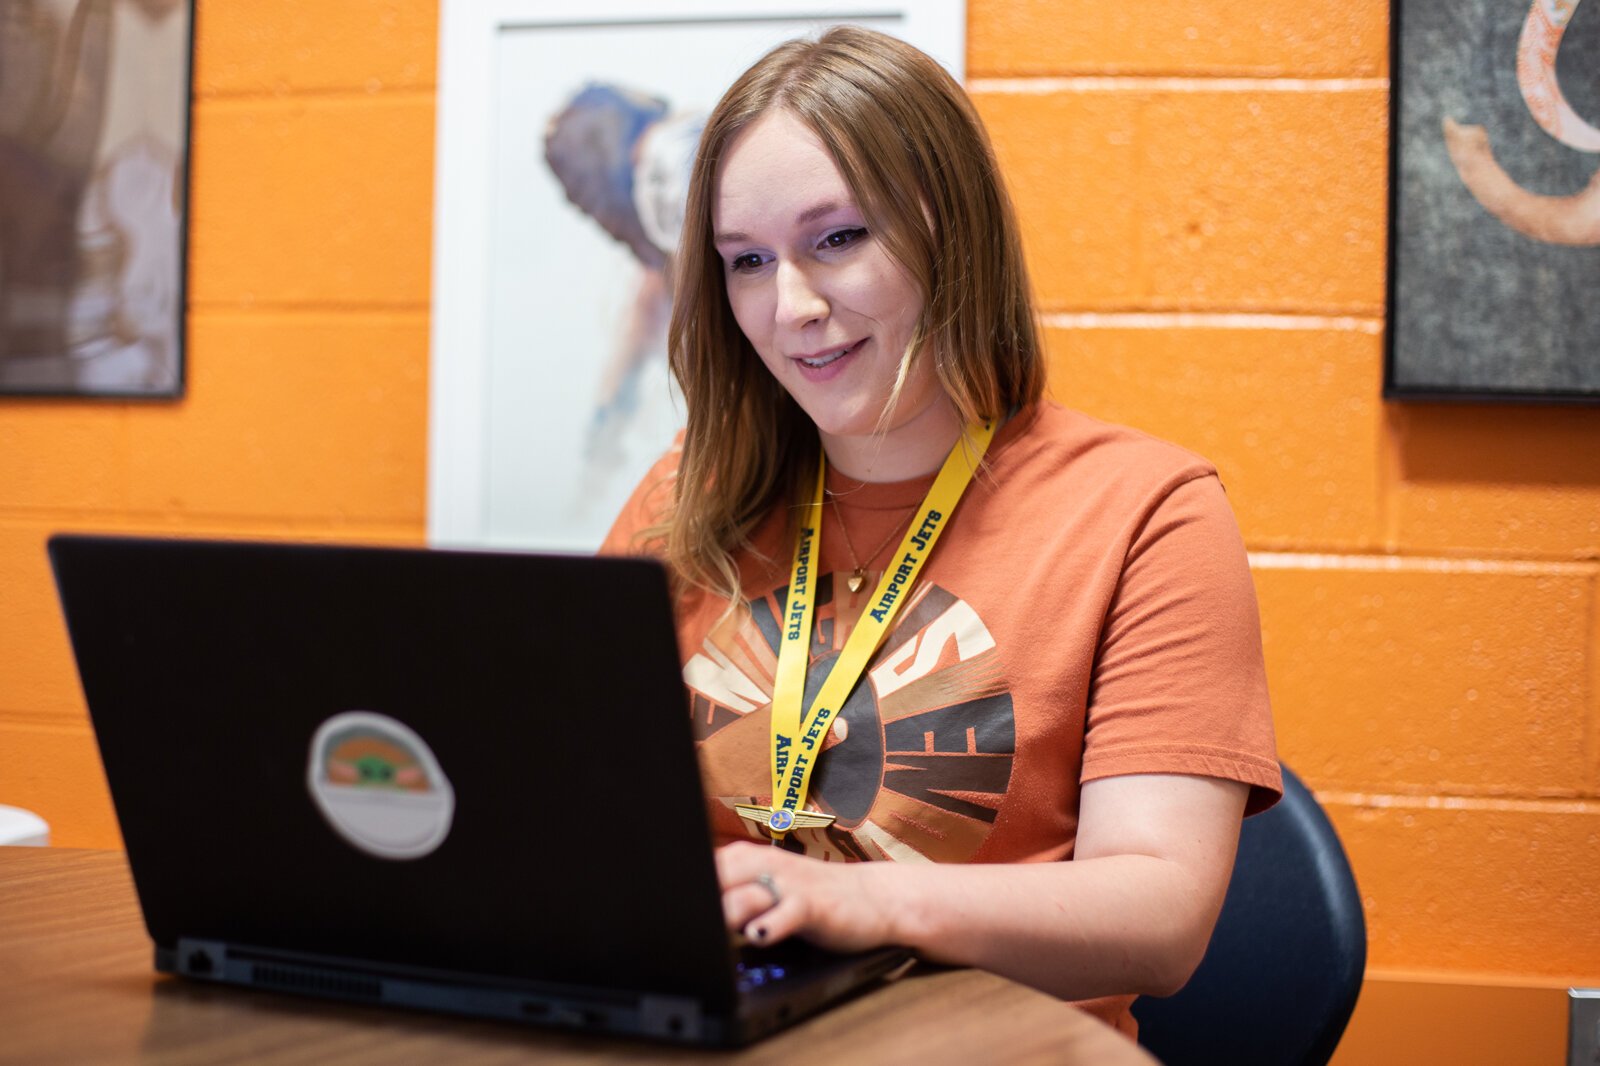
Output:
[[866, 851, 1223, 1001]]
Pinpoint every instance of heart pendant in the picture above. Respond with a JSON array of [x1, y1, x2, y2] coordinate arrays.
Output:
[[847, 572, 866, 593]]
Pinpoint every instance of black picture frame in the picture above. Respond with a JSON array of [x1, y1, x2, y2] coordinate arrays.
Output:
[[1385, 0, 1600, 403], [0, 0, 194, 399]]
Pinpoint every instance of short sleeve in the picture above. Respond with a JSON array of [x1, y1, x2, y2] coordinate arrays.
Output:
[[1079, 473, 1282, 815], [597, 444, 681, 557]]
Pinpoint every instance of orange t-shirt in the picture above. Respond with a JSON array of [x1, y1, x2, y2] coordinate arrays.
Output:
[[600, 401, 1281, 1034]]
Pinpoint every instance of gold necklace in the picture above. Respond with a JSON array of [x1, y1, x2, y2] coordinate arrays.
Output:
[[831, 499, 917, 593]]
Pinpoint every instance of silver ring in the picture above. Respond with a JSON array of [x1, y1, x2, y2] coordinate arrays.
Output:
[[754, 872, 781, 908]]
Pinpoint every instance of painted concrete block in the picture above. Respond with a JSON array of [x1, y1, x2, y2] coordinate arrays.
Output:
[[1324, 797, 1600, 977], [0, 720, 119, 850], [195, 0, 437, 95], [125, 313, 428, 521], [969, 0, 1388, 77], [974, 91, 1143, 309], [1045, 324, 1384, 549], [976, 87, 1388, 313], [188, 98, 435, 307], [1258, 562, 1594, 796], [1386, 404, 1600, 560], [1138, 89, 1387, 313], [0, 406, 130, 514]]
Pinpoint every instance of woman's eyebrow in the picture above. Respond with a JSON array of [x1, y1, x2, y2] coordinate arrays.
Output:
[[794, 199, 848, 225], [713, 201, 852, 247]]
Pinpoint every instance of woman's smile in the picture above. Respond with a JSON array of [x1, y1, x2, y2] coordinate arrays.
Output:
[[793, 338, 865, 377]]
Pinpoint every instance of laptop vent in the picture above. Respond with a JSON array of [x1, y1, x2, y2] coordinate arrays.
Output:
[[250, 963, 382, 1001]]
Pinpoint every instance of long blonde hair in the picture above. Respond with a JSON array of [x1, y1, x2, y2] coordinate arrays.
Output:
[[655, 25, 1044, 600]]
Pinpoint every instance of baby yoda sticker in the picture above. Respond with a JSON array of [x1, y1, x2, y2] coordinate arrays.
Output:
[[307, 711, 455, 860]]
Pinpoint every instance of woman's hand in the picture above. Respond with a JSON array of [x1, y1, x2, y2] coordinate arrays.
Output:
[[716, 840, 900, 953], [714, 775, 1249, 1002]]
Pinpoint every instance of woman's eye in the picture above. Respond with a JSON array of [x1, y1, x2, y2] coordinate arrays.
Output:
[[821, 227, 867, 250], [728, 253, 766, 273]]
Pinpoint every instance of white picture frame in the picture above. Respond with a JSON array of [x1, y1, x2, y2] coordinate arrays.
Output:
[[429, 0, 965, 550]]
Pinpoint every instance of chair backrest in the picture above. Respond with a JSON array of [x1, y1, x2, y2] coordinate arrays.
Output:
[[1131, 764, 1365, 1066]]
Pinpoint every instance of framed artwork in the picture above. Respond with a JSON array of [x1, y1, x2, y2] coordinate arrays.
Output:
[[0, 0, 192, 398], [429, 0, 965, 551], [1386, 0, 1600, 402]]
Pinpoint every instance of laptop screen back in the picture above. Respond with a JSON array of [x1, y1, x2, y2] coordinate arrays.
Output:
[[50, 535, 737, 1010]]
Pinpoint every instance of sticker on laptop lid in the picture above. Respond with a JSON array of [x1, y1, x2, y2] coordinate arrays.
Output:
[[307, 711, 455, 860]]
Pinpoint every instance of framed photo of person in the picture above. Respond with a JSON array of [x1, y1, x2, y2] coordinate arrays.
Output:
[[0, 0, 193, 398], [428, 0, 965, 551], [1386, 0, 1600, 402]]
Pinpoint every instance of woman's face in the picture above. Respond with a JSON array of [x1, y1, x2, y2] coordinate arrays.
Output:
[[712, 109, 956, 479]]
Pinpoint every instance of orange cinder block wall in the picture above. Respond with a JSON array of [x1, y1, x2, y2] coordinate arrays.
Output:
[[970, 0, 1600, 1062], [1, 1, 1595, 1061], [0, 0, 436, 846]]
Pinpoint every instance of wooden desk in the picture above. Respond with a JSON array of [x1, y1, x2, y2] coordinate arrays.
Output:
[[0, 848, 1157, 1064]]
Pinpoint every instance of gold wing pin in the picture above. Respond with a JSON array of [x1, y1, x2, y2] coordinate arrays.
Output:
[[734, 804, 837, 833]]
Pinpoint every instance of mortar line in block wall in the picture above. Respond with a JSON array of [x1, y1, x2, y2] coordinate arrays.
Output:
[[1040, 311, 1382, 333], [186, 301, 432, 316], [0, 710, 92, 735], [194, 86, 437, 108], [1246, 551, 1598, 576], [1587, 568, 1600, 795], [968, 76, 1389, 94], [1316, 790, 1600, 816], [0, 511, 428, 541], [1363, 964, 1600, 990]]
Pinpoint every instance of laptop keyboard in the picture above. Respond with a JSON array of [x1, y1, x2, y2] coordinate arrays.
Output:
[[733, 959, 790, 993]]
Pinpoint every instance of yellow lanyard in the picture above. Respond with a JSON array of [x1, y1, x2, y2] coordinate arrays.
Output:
[[735, 420, 997, 838]]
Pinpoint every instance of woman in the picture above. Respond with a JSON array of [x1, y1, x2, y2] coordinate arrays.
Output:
[[601, 25, 1279, 1037]]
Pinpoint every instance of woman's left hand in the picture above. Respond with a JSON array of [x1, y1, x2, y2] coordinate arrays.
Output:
[[716, 840, 899, 953]]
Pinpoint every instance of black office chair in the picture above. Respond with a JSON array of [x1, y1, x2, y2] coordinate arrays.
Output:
[[1131, 764, 1366, 1066]]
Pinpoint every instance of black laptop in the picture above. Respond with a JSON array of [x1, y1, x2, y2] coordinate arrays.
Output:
[[48, 534, 910, 1046]]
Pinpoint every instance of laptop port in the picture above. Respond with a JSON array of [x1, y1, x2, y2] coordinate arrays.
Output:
[[175, 939, 229, 980], [553, 1005, 604, 1028]]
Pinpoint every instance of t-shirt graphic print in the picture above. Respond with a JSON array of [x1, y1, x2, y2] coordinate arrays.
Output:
[[686, 570, 1016, 863]]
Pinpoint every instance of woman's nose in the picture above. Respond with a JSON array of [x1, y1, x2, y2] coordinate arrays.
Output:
[[774, 261, 828, 327]]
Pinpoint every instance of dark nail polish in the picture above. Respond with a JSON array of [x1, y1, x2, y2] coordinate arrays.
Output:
[[754, 925, 768, 942]]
